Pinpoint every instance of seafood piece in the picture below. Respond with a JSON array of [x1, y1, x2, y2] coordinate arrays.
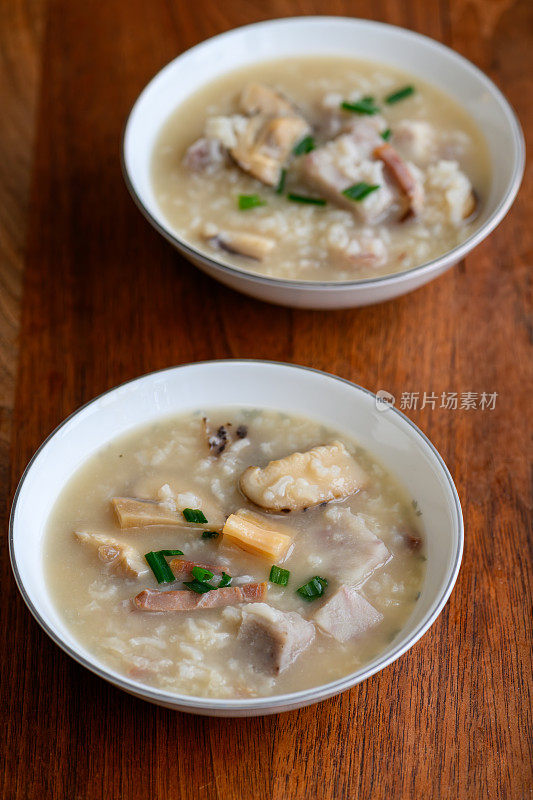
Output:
[[238, 603, 315, 674], [74, 532, 149, 578], [133, 582, 267, 612], [222, 509, 293, 560], [240, 441, 367, 512], [204, 230, 275, 261]]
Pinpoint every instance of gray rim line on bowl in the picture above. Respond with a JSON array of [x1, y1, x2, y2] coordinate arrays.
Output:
[[9, 360, 464, 711], [121, 15, 525, 292], [9, 359, 464, 712]]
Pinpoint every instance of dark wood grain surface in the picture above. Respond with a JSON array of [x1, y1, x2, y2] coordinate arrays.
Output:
[[1, 1, 531, 798]]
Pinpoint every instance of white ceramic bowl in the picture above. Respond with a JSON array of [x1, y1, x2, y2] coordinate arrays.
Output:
[[122, 16, 524, 309], [10, 361, 463, 716]]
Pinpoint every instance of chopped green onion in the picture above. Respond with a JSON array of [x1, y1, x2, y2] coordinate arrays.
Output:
[[342, 182, 380, 202], [293, 135, 316, 156], [183, 508, 208, 524], [182, 578, 213, 594], [201, 530, 219, 539], [381, 128, 392, 141], [191, 566, 214, 582], [144, 550, 181, 584], [341, 96, 380, 115], [238, 194, 266, 210], [218, 572, 232, 588], [296, 576, 328, 601], [287, 193, 326, 206], [269, 565, 290, 586], [385, 85, 415, 104], [275, 168, 287, 194]]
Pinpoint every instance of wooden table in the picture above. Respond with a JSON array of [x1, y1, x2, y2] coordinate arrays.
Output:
[[1, 1, 531, 798]]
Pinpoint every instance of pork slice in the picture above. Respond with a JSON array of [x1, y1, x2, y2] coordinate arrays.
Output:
[[169, 558, 224, 581], [313, 586, 383, 642], [230, 114, 310, 186], [133, 582, 267, 612], [238, 603, 315, 675], [373, 143, 425, 218]]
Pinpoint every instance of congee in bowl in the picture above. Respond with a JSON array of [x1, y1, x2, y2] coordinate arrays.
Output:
[[152, 56, 489, 282], [45, 407, 425, 699]]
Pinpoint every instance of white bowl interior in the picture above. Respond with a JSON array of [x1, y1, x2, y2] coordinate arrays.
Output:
[[124, 16, 522, 264], [11, 362, 462, 713]]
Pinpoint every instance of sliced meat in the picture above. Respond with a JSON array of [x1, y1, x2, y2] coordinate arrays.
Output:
[[222, 509, 294, 561], [183, 137, 226, 172], [74, 532, 149, 578], [205, 230, 275, 261], [373, 142, 425, 218], [303, 133, 395, 223], [230, 113, 310, 186], [238, 603, 315, 675], [239, 83, 296, 117], [313, 586, 383, 642], [240, 440, 367, 512], [133, 582, 267, 612], [169, 558, 223, 580], [112, 497, 223, 532]]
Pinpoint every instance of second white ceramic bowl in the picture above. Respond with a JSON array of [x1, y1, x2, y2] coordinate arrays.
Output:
[[122, 16, 524, 308], [10, 361, 463, 716]]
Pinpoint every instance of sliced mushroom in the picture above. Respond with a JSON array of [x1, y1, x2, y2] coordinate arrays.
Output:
[[111, 497, 224, 532], [205, 230, 275, 261], [133, 582, 267, 612], [373, 142, 425, 218], [230, 113, 310, 186], [240, 441, 367, 512], [74, 532, 149, 578], [239, 82, 296, 117]]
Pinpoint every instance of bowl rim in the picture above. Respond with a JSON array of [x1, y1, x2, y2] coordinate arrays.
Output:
[[9, 360, 464, 712], [121, 15, 525, 292]]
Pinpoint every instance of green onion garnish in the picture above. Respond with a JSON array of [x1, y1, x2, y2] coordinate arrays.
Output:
[[218, 572, 232, 588], [191, 566, 214, 582], [144, 549, 183, 584], [201, 530, 219, 539], [381, 128, 392, 141], [276, 168, 287, 195], [341, 96, 380, 115], [385, 85, 415, 104], [269, 565, 290, 586], [238, 194, 266, 210], [287, 193, 326, 206], [296, 576, 328, 601], [183, 569, 233, 593], [342, 182, 380, 202], [293, 135, 316, 156], [183, 508, 208, 524]]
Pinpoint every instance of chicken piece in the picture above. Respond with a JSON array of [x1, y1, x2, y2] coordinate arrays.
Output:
[[169, 558, 223, 580], [392, 119, 436, 166], [240, 441, 367, 513], [205, 230, 275, 261], [425, 159, 477, 224], [373, 143, 425, 218], [112, 497, 223, 532], [74, 532, 149, 578], [230, 113, 310, 186], [222, 509, 294, 561], [183, 137, 226, 172], [313, 586, 383, 642], [239, 83, 296, 117], [133, 581, 267, 612], [303, 134, 395, 223], [238, 603, 315, 675]]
